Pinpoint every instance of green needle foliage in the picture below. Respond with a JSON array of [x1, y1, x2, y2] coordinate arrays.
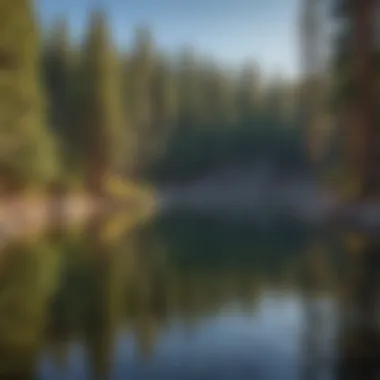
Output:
[[77, 11, 127, 193], [0, 0, 58, 192], [2, 0, 368, 191]]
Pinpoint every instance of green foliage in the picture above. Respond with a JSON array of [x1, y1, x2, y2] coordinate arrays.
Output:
[[0, 2, 312, 190], [0, 238, 62, 377], [42, 18, 77, 177], [146, 99, 307, 182], [76, 11, 127, 191], [0, 0, 58, 190], [128, 49, 307, 182]]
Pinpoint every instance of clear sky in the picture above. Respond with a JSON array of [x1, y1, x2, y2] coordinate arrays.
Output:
[[35, 0, 301, 79]]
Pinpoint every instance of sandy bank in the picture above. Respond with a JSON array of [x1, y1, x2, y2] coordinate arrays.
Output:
[[0, 190, 156, 244]]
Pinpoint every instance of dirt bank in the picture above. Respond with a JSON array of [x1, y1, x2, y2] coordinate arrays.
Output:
[[0, 190, 155, 244]]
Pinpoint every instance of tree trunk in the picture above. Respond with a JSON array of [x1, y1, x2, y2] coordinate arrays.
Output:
[[351, 0, 377, 197]]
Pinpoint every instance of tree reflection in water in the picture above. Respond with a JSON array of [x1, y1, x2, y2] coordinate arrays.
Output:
[[335, 236, 380, 380], [0, 213, 366, 380]]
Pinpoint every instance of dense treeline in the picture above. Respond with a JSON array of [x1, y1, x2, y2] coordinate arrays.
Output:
[[0, 0, 314, 194], [44, 15, 307, 185]]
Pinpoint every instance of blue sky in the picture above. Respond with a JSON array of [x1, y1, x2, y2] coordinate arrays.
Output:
[[35, 0, 301, 78]]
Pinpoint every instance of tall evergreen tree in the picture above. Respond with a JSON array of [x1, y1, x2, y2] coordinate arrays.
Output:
[[78, 10, 126, 193], [176, 48, 204, 130], [202, 62, 236, 128], [128, 26, 156, 176], [150, 57, 178, 156], [235, 62, 262, 126], [332, 0, 378, 196], [43, 17, 76, 176], [264, 75, 293, 126], [120, 52, 137, 177], [0, 0, 58, 192]]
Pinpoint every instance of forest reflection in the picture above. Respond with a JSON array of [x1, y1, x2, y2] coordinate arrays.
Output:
[[0, 213, 378, 380]]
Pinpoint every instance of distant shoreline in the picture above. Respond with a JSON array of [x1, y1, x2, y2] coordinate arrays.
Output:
[[157, 172, 380, 235]]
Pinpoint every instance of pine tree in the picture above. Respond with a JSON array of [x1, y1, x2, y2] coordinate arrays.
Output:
[[202, 62, 236, 128], [43, 17, 76, 176], [176, 48, 204, 130], [150, 57, 178, 159], [332, 0, 378, 196], [127, 26, 156, 176], [120, 53, 137, 177], [0, 0, 58, 192], [78, 10, 126, 193], [236, 62, 262, 126]]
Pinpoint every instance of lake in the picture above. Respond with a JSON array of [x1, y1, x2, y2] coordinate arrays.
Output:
[[0, 211, 378, 380]]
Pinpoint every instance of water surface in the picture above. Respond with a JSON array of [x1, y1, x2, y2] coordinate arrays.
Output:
[[0, 212, 374, 380]]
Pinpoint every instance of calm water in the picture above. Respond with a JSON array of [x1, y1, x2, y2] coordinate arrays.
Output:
[[0, 211, 378, 380]]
